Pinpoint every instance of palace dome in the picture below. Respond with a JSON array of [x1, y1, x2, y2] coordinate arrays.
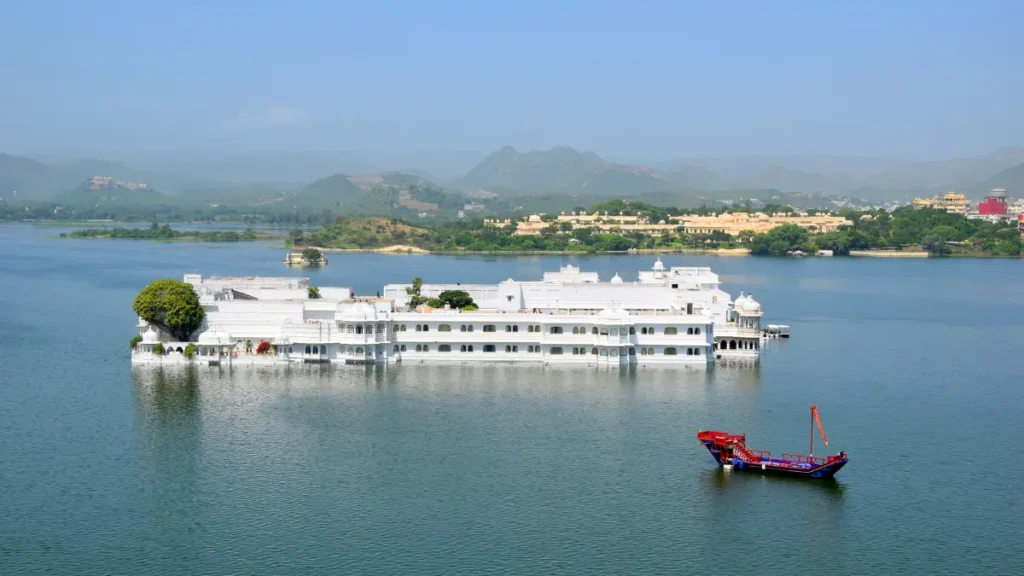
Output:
[[743, 295, 762, 313], [142, 327, 159, 343], [733, 291, 748, 308], [610, 273, 623, 284], [652, 258, 665, 271]]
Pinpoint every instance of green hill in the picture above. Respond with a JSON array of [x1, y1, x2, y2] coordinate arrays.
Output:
[[0, 154, 80, 201], [454, 146, 675, 196], [56, 179, 169, 206]]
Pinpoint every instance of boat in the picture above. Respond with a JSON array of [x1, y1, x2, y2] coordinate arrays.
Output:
[[697, 406, 848, 479], [764, 324, 790, 338]]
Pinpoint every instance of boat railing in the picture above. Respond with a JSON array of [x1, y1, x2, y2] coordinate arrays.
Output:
[[781, 453, 826, 465]]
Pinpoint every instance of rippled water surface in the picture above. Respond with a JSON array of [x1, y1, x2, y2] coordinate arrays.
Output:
[[1, 224, 1022, 575]]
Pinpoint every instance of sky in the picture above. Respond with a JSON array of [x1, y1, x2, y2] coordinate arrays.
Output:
[[1, 0, 1022, 162]]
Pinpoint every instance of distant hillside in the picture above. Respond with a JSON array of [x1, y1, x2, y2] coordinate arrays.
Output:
[[972, 161, 1024, 195], [455, 146, 675, 196], [290, 174, 367, 208], [53, 158, 211, 194], [56, 179, 168, 206], [0, 154, 79, 201]]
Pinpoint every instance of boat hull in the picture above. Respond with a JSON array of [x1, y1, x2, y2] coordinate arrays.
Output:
[[702, 445, 848, 479]]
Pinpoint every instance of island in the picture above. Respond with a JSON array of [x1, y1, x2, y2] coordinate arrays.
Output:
[[59, 223, 280, 242]]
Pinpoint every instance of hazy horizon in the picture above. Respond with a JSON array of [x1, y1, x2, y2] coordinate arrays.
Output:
[[2, 1, 1022, 163]]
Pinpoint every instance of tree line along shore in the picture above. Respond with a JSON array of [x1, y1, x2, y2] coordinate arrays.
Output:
[[53, 201, 1022, 257]]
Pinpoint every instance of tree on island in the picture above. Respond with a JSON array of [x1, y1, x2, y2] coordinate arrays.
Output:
[[307, 285, 321, 299], [301, 247, 323, 264], [132, 279, 205, 341]]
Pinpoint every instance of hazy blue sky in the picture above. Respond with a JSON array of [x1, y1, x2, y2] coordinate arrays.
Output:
[[1, 0, 1021, 160]]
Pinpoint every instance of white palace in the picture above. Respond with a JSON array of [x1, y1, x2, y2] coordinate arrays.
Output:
[[132, 260, 767, 367]]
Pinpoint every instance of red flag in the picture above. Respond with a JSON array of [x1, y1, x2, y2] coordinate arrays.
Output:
[[812, 406, 829, 446]]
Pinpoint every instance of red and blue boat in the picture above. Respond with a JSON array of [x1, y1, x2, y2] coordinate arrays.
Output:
[[697, 406, 849, 479]]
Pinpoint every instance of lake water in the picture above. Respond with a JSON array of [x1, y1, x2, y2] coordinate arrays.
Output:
[[1, 223, 1022, 575]]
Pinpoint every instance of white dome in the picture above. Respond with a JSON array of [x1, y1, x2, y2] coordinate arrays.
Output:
[[652, 258, 665, 271], [597, 307, 630, 319], [743, 295, 762, 313], [610, 273, 623, 284], [142, 327, 159, 343], [198, 331, 231, 344], [733, 291, 748, 308]]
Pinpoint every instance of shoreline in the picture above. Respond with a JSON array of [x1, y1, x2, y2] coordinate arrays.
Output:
[[301, 245, 751, 256]]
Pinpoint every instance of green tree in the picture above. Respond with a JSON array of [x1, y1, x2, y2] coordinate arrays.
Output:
[[184, 343, 197, 358], [437, 290, 475, 309], [921, 235, 950, 256], [307, 285, 321, 299], [301, 247, 323, 264], [132, 279, 205, 341], [406, 277, 427, 307], [152, 342, 166, 355]]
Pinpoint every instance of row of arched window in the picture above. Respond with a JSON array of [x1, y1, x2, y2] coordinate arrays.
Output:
[[714, 340, 759, 350], [390, 324, 704, 335]]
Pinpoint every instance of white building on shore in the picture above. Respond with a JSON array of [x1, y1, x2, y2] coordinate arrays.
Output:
[[131, 261, 766, 367]]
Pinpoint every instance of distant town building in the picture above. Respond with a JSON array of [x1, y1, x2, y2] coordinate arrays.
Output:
[[88, 176, 149, 191], [463, 203, 485, 212], [912, 191, 968, 214], [978, 189, 1008, 216], [485, 211, 851, 237]]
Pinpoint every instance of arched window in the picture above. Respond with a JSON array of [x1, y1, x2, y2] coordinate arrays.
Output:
[[400, 325, 407, 332], [422, 325, 429, 332], [549, 347, 563, 355], [647, 348, 654, 355], [305, 345, 311, 354], [600, 349, 608, 356], [665, 327, 678, 335], [629, 348, 636, 355], [512, 345, 518, 352], [686, 348, 693, 356], [505, 345, 512, 352], [513, 325, 519, 333], [422, 345, 429, 352], [313, 346, 319, 354], [730, 340, 737, 350], [572, 347, 578, 355], [460, 345, 467, 352], [415, 325, 422, 332], [629, 327, 635, 335], [393, 345, 399, 353], [483, 325, 496, 332], [439, 345, 451, 352], [687, 327, 693, 335], [528, 345, 534, 353], [355, 347, 363, 354], [695, 327, 701, 335], [438, 324, 452, 332], [550, 326, 563, 334], [591, 327, 598, 335], [572, 327, 579, 335], [506, 325, 512, 332], [483, 345, 496, 353], [591, 347, 598, 355], [528, 325, 534, 333], [641, 327, 648, 335], [665, 347, 678, 355], [356, 325, 363, 334], [416, 345, 422, 352]]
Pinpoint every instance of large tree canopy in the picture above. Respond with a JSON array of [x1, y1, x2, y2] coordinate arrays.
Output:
[[132, 279, 205, 341]]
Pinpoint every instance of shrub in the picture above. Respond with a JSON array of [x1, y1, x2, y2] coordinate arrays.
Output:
[[153, 342, 165, 355], [256, 340, 271, 354], [183, 343, 197, 358], [307, 286, 321, 299], [129, 335, 142, 350]]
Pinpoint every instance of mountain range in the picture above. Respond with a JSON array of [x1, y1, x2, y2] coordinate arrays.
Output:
[[3, 145, 1024, 207]]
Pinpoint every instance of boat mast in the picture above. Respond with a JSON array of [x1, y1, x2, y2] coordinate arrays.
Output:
[[809, 405, 815, 456]]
